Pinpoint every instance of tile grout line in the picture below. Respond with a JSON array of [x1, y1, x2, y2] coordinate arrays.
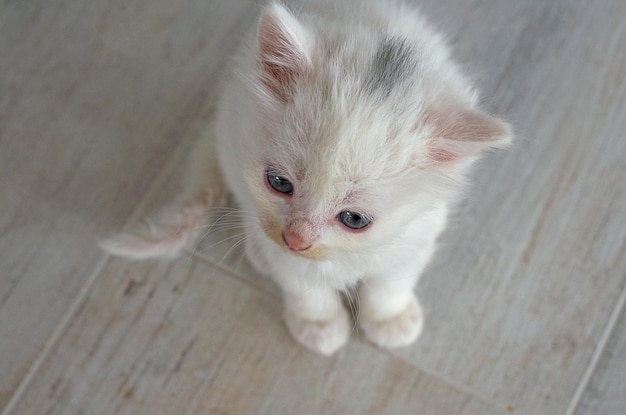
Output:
[[565, 283, 626, 415], [193, 251, 511, 412], [190, 251, 279, 298], [387, 350, 512, 412], [0, 256, 109, 415], [1, 90, 213, 415]]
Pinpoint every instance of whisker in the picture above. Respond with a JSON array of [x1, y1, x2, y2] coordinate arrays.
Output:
[[193, 231, 248, 256], [346, 284, 361, 336], [190, 209, 252, 253], [234, 247, 248, 272], [214, 236, 248, 267]]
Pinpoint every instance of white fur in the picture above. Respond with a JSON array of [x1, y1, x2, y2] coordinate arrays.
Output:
[[103, 0, 512, 355]]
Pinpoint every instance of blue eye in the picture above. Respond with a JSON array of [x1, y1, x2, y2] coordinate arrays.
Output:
[[266, 168, 293, 195], [339, 211, 372, 230]]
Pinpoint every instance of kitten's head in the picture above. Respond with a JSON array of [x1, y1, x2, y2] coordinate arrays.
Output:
[[242, 3, 511, 260]]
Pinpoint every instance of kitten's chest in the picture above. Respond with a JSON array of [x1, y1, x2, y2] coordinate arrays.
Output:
[[308, 242, 423, 288]]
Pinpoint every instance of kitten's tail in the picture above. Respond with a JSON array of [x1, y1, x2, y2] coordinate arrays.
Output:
[[100, 197, 220, 260], [101, 138, 227, 260]]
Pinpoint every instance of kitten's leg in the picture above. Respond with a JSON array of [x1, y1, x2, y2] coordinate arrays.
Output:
[[358, 246, 437, 349], [245, 228, 350, 355], [281, 285, 351, 356], [257, 264, 351, 356], [358, 273, 422, 349]]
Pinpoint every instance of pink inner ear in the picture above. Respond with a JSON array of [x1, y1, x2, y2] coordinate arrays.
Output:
[[437, 108, 511, 143], [424, 106, 512, 164], [258, 26, 301, 85], [429, 147, 458, 163], [257, 4, 312, 100]]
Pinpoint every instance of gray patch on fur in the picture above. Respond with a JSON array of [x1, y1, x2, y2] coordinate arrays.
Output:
[[365, 37, 417, 96]]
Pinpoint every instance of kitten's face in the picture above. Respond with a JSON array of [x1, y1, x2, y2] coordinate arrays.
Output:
[[244, 98, 439, 261], [240, 3, 512, 260]]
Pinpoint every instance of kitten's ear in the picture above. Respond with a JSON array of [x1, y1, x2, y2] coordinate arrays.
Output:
[[257, 3, 313, 100], [426, 106, 513, 164]]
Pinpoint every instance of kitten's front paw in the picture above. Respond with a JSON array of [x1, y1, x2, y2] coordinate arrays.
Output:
[[284, 308, 351, 356], [359, 296, 423, 349]]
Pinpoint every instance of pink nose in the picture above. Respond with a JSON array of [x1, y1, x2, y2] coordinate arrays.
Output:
[[282, 229, 312, 251]]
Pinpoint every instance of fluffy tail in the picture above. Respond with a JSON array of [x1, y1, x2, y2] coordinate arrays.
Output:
[[100, 202, 215, 260], [101, 136, 226, 260]]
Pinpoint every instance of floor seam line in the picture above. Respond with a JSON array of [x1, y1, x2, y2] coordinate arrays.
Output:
[[0, 255, 108, 415], [565, 283, 626, 415], [190, 251, 279, 298], [385, 350, 512, 412]]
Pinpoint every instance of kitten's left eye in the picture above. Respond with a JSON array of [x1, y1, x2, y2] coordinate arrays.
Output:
[[266, 168, 294, 195], [338, 211, 373, 230]]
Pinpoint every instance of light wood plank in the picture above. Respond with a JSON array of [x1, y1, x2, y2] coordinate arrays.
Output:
[[10, 257, 506, 415], [0, 0, 256, 407]]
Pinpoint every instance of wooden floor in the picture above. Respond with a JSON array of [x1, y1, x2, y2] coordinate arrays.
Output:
[[1, 0, 625, 414]]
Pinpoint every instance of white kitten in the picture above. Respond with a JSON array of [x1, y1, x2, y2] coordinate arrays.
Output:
[[103, 0, 512, 355]]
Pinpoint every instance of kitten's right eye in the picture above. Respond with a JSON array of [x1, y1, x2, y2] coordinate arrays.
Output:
[[266, 168, 293, 195]]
